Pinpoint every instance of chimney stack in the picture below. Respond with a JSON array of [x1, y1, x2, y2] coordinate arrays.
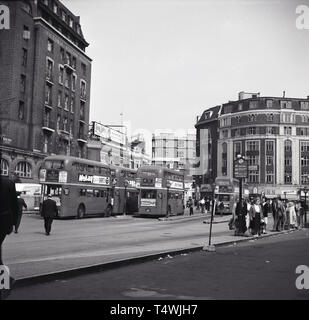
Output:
[[283, 91, 286, 98]]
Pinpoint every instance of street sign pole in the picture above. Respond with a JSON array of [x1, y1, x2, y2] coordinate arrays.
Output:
[[203, 184, 216, 252]]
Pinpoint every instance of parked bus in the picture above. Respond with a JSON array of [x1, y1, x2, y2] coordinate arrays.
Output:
[[39, 155, 113, 218], [15, 183, 41, 212], [136, 166, 185, 217], [111, 166, 138, 215], [214, 177, 249, 214]]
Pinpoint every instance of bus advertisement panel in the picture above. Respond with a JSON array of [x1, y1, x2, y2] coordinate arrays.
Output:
[[137, 166, 185, 217], [39, 156, 113, 218], [111, 166, 138, 215]]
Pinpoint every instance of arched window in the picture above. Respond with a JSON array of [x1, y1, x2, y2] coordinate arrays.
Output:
[[15, 161, 32, 178], [0, 158, 9, 176], [222, 142, 227, 176]]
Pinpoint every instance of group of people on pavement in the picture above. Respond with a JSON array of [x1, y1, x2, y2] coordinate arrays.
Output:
[[186, 197, 212, 215], [231, 196, 306, 237]]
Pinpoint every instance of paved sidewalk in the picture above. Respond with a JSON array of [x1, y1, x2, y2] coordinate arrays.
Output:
[[2, 213, 287, 285]]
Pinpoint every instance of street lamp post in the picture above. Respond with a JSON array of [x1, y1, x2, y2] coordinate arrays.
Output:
[[124, 180, 129, 216], [166, 181, 171, 217], [203, 183, 216, 252]]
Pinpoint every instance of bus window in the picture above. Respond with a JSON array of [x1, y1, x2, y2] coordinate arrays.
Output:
[[86, 189, 93, 197], [141, 190, 157, 199], [45, 160, 64, 170], [158, 193, 162, 199], [94, 190, 100, 197], [80, 189, 86, 196], [44, 185, 62, 196]]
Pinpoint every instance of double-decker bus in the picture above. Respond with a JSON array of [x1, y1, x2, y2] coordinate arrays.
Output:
[[111, 166, 138, 214], [39, 155, 113, 218], [214, 177, 249, 214], [136, 166, 185, 217]]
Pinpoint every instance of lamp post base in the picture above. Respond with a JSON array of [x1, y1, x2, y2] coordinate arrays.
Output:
[[203, 244, 216, 252]]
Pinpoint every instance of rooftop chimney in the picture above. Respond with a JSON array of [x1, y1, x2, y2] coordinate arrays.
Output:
[[283, 91, 286, 98]]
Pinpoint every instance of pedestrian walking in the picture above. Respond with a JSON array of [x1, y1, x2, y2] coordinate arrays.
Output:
[[249, 198, 262, 236], [235, 199, 247, 236], [297, 201, 305, 229], [200, 198, 206, 213], [274, 198, 285, 231], [41, 195, 58, 235], [287, 202, 297, 230], [271, 197, 278, 231], [15, 192, 27, 233], [218, 201, 224, 217], [0, 176, 18, 299], [188, 197, 194, 216], [262, 198, 273, 234]]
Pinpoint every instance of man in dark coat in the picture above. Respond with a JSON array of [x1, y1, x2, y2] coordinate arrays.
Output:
[[15, 192, 27, 233], [41, 195, 58, 235], [0, 176, 18, 265]]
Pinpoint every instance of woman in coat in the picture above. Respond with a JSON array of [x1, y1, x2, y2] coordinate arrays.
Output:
[[249, 198, 262, 236]]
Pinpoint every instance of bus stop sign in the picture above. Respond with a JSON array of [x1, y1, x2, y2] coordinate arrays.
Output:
[[234, 158, 248, 179]]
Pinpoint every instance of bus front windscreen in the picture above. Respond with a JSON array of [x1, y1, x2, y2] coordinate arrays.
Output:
[[140, 190, 157, 207]]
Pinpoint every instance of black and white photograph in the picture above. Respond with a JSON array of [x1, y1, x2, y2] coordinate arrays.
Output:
[[1, 0, 309, 307]]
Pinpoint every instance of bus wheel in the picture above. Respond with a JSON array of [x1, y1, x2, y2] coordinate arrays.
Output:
[[77, 204, 85, 219], [105, 205, 112, 217]]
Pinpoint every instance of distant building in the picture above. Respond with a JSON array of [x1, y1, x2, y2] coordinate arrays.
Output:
[[196, 91, 309, 199], [88, 122, 150, 169], [151, 130, 196, 178], [194, 106, 221, 192], [0, 0, 92, 183]]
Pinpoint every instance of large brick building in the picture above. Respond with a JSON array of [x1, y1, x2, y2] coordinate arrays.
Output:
[[196, 92, 309, 199], [0, 0, 91, 183]]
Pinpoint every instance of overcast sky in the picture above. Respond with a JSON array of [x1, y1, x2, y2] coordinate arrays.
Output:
[[62, 0, 309, 134]]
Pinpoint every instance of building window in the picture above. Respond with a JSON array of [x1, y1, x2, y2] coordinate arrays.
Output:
[[62, 10, 66, 22], [18, 101, 25, 120], [234, 142, 242, 160], [80, 101, 85, 119], [284, 171, 292, 184], [301, 141, 309, 153], [283, 113, 292, 123], [22, 48, 27, 67], [301, 173, 309, 184], [15, 161, 32, 178], [57, 91, 62, 107], [69, 119, 73, 135], [266, 141, 274, 152], [80, 80, 86, 99], [284, 126, 292, 135], [248, 170, 259, 183], [60, 47, 65, 62], [63, 117, 68, 132], [266, 99, 273, 108], [284, 140, 292, 152], [238, 103, 243, 111], [72, 74, 77, 91], [45, 84, 52, 105], [46, 58, 53, 81], [300, 101, 309, 110], [59, 66, 64, 84], [266, 171, 274, 184], [64, 94, 69, 110], [0, 158, 9, 176], [249, 101, 258, 109], [284, 157, 292, 166], [222, 130, 228, 138], [53, 3, 58, 14], [20, 75, 26, 93], [70, 96, 75, 113], [81, 63, 86, 76], [246, 140, 259, 151], [57, 115, 61, 131], [266, 156, 273, 166], [47, 38, 54, 53], [266, 127, 275, 135], [280, 100, 292, 109], [266, 113, 274, 122], [248, 127, 256, 135], [43, 135, 48, 153]]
